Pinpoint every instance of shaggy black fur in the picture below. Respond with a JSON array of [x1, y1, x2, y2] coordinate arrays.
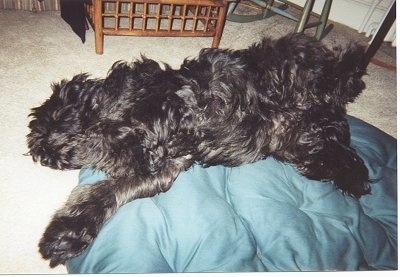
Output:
[[27, 33, 370, 268]]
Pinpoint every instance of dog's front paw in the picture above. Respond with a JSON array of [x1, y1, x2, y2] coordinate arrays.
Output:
[[38, 214, 96, 268], [333, 160, 371, 198]]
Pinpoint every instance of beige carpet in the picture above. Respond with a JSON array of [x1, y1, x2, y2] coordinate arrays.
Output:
[[0, 8, 396, 274]]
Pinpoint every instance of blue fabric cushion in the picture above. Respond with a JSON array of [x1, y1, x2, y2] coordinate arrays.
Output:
[[66, 116, 397, 273]]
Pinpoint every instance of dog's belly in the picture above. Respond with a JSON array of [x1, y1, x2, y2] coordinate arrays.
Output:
[[193, 108, 303, 168]]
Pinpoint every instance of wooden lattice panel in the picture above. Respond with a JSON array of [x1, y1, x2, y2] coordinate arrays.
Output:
[[85, 0, 230, 54]]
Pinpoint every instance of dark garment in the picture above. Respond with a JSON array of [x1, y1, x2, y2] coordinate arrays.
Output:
[[60, 0, 92, 43]]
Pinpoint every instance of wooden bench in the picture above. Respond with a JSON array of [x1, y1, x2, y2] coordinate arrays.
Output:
[[84, 0, 231, 54]]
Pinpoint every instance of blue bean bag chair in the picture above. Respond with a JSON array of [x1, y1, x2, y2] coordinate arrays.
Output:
[[66, 116, 397, 273]]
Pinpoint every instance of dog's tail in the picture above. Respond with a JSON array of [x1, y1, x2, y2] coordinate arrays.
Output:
[[332, 42, 367, 104]]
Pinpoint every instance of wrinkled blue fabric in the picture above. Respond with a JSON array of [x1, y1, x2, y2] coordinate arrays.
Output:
[[66, 116, 397, 273]]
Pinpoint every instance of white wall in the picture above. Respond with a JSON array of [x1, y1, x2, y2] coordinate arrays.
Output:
[[289, 0, 395, 41]]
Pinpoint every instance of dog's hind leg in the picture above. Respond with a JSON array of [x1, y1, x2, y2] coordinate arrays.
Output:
[[38, 157, 191, 268], [295, 140, 371, 197], [274, 116, 371, 198]]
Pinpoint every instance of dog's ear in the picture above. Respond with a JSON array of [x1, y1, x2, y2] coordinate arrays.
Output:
[[104, 58, 162, 90], [333, 43, 366, 73], [133, 57, 163, 77], [51, 74, 89, 103]]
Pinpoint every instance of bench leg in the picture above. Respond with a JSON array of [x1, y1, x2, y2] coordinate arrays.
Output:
[[212, 2, 229, 48], [93, 0, 103, 55]]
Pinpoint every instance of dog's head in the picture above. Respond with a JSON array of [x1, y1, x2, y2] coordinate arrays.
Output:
[[26, 74, 90, 170]]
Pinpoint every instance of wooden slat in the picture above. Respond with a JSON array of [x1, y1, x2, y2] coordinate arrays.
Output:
[[103, 28, 216, 36], [129, 1, 134, 31], [107, 0, 226, 7], [165, 4, 170, 31], [181, 4, 187, 32]]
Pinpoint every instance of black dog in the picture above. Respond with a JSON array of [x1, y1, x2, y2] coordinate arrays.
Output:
[[27, 33, 370, 268]]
